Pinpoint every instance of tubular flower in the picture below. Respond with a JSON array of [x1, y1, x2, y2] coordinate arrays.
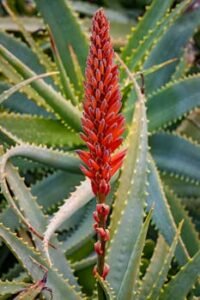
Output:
[[77, 8, 126, 280], [77, 8, 126, 198]]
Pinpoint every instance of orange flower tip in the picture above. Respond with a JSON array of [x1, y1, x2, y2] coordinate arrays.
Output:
[[102, 133, 113, 145], [110, 159, 124, 177], [107, 100, 122, 115], [89, 159, 100, 171], [86, 142, 96, 152], [76, 149, 88, 157], [80, 165, 93, 179], [76, 150, 91, 166], [98, 118, 106, 133], [111, 149, 127, 164], [103, 149, 110, 160], [110, 137, 123, 151], [80, 132, 88, 142], [91, 181, 98, 195], [99, 179, 110, 195], [82, 117, 94, 129], [95, 144, 102, 157]]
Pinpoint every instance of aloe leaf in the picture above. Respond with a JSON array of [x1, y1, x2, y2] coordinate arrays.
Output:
[[150, 133, 200, 183], [164, 186, 200, 256], [118, 210, 152, 300], [43, 178, 93, 264], [107, 89, 148, 295], [121, 0, 174, 59], [161, 173, 200, 198], [72, 254, 96, 272], [0, 223, 82, 299], [0, 206, 19, 232], [96, 274, 116, 300], [2, 0, 58, 81], [68, 44, 84, 98], [0, 82, 51, 117], [0, 158, 37, 236], [32, 171, 83, 213], [61, 199, 95, 255], [121, 59, 177, 120], [147, 155, 189, 265], [0, 280, 29, 296], [0, 15, 44, 31], [41, 175, 115, 256], [0, 45, 82, 131], [50, 35, 78, 105], [0, 125, 22, 145], [160, 249, 200, 300], [144, 7, 200, 93], [0, 171, 84, 234], [34, 172, 88, 235], [0, 31, 55, 87], [171, 50, 191, 81], [4, 163, 80, 289], [137, 235, 169, 300], [177, 109, 200, 144], [0, 71, 58, 105], [0, 56, 48, 110], [35, 0, 88, 90], [0, 113, 82, 147], [1, 263, 25, 281], [1, 144, 81, 172], [147, 221, 183, 300], [121, 0, 191, 80], [148, 75, 200, 132]]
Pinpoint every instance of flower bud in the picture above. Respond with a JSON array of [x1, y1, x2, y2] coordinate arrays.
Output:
[[94, 241, 103, 255], [96, 228, 110, 241], [93, 211, 100, 223], [96, 203, 110, 217], [102, 263, 110, 279]]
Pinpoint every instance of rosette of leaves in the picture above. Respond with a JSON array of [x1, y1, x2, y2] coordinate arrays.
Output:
[[0, 0, 200, 299]]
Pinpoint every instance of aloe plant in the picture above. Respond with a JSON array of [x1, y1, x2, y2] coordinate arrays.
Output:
[[0, 0, 200, 299]]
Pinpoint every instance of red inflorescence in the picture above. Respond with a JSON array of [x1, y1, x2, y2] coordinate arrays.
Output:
[[77, 8, 126, 198]]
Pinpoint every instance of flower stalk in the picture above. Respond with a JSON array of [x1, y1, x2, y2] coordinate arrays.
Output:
[[77, 8, 126, 284]]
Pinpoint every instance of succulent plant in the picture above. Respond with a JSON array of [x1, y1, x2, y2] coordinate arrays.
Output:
[[0, 0, 200, 299]]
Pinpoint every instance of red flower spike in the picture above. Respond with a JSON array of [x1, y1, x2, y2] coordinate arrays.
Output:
[[77, 8, 126, 282], [77, 8, 125, 197]]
